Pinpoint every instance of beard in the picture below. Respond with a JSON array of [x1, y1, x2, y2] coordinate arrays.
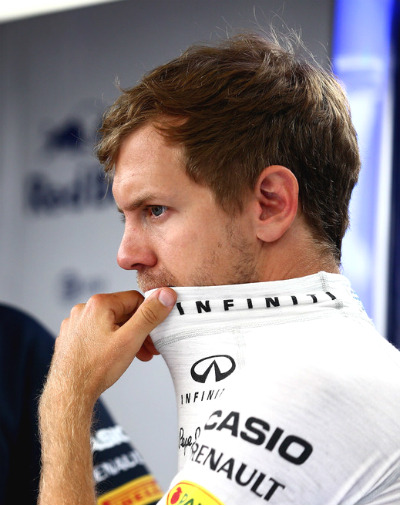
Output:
[[137, 268, 179, 293], [137, 221, 259, 293]]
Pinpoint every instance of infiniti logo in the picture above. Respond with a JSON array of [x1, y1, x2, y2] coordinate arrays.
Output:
[[190, 355, 236, 384]]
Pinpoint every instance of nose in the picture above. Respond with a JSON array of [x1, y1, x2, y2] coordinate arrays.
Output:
[[117, 228, 157, 271]]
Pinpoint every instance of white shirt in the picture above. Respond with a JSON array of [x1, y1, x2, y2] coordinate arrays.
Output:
[[150, 272, 400, 504]]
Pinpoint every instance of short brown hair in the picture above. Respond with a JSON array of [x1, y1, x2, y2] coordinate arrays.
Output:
[[97, 32, 360, 263]]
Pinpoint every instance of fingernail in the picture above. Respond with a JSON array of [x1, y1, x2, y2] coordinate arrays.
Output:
[[158, 288, 176, 307]]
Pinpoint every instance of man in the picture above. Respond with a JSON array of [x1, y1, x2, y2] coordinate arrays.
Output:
[[0, 303, 163, 505], [39, 33, 400, 504]]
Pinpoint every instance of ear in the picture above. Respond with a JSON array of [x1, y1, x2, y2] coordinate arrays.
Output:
[[253, 165, 299, 243]]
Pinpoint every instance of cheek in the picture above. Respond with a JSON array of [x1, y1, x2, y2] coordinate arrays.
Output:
[[157, 226, 216, 265], [152, 208, 228, 264]]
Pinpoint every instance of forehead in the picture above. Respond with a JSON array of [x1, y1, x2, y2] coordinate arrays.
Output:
[[112, 123, 186, 196]]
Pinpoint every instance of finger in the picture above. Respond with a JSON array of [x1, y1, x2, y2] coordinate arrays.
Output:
[[136, 336, 160, 362], [109, 290, 145, 323], [136, 346, 154, 362], [118, 287, 176, 344], [85, 291, 144, 326], [143, 335, 160, 356]]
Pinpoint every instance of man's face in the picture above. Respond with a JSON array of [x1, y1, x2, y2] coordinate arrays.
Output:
[[113, 123, 259, 292]]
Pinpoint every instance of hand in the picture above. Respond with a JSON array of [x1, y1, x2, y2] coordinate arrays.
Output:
[[47, 287, 176, 404], [39, 288, 176, 505]]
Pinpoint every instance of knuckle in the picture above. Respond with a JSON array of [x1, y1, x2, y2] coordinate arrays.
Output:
[[85, 293, 110, 313], [88, 293, 107, 305], [70, 303, 84, 317], [60, 317, 69, 330]]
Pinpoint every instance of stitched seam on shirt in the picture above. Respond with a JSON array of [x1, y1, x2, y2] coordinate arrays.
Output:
[[156, 308, 367, 350]]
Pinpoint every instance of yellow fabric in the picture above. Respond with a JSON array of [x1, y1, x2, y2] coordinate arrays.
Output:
[[97, 475, 163, 505]]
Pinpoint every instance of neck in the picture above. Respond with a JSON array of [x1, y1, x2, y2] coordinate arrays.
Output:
[[257, 219, 340, 282]]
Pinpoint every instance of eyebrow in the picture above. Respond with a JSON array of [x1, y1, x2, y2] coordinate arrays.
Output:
[[116, 193, 159, 214]]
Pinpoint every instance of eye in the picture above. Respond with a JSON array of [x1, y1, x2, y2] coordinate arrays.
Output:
[[149, 205, 167, 217]]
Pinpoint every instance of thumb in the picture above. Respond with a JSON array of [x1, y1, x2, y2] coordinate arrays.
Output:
[[122, 287, 177, 341]]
